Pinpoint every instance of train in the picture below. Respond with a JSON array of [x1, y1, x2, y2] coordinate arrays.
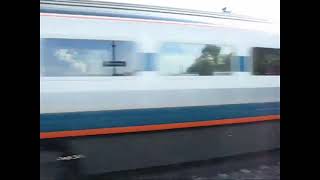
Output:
[[40, 0, 280, 179]]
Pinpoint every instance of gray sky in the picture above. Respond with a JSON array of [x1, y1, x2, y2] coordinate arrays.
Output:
[[97, 0, 280, 23]]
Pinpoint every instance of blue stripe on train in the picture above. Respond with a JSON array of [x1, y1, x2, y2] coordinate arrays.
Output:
[[40, 102, 280, 132]]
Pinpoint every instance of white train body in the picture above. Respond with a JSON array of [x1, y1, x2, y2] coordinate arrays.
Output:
[[40, 5, 279, 114]]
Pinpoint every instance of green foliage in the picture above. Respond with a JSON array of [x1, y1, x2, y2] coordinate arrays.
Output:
[[187, 45, 231, 76]]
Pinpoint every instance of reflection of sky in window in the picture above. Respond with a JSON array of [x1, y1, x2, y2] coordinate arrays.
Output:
[[41, 39, 234, 76], [220, 47, 233, 55], [42, 39, 112, 76]]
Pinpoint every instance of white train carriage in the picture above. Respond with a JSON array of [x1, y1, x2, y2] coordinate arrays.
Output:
[[40, 0, 280, 179]]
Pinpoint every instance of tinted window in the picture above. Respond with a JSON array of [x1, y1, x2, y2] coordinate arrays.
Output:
[[40, 39, 141, 76], [158, 43, 235, 76], [253, 47, 280, 75]]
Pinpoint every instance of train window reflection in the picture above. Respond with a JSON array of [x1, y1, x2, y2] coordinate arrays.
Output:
[[253, 47, 280, 75], [40, 38, 141, 76], [158, 43, 235, 76]]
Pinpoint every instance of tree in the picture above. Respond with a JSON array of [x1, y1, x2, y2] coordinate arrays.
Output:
[[187, 45, 230, 75]]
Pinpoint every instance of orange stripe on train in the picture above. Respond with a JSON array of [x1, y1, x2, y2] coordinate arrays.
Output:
[[40, 115, 280, 139]]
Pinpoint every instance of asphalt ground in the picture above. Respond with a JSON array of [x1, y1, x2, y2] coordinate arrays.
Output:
[[92, 149, 280, 180]]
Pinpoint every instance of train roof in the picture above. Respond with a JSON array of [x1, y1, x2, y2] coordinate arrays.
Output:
[[40, 0, 271, 24]]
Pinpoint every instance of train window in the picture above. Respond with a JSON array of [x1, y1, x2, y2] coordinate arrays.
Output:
[[158, 43, 235, 76], [40, 38, 141, 76], [252, 47, 280, 75]]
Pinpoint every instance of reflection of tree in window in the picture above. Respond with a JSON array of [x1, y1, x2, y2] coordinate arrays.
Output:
[[187, 45, 232, 75]]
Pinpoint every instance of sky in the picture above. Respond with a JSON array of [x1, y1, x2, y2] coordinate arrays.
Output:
[[97, 0, 280, 23], [43, 39, 235, 76]]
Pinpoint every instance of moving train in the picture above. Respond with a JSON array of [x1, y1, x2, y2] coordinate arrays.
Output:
[[40, 0, 280, 179]]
